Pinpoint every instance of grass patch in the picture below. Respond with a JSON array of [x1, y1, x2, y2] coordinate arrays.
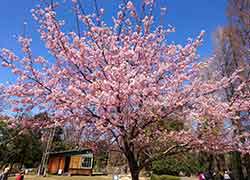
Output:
[[151, 174, 180, 180], [9, 175, 111, 180]]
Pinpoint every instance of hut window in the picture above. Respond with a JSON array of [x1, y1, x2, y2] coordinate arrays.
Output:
[[81, 154, 93, 168]]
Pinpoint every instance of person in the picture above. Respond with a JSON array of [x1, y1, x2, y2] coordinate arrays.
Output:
[[224, 171, 231, 180], [198, 172, 206, 180], [204, 170, 213, 180], [0, 167, 10, 180], [226, 169, 233, 180], [16, 170, 24, 180], [0, 172, 4, 180]]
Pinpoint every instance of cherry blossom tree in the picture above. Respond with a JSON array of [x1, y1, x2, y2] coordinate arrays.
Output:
[[0, 0, 248, 179]]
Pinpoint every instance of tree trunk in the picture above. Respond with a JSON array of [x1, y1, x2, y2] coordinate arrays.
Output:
[[127, 154, 140, 180], [243, 154, 250, 180], [130, 169, 140, 180], [123, 137, 141, 180], [207, 153, 214, 172], [231, 151, 244, 180]]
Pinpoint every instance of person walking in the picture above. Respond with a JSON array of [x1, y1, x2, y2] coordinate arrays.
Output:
[[0, 167, 10, 180], [198, 172, 206, 180], [0, 172, 3, 180], [16, 170, 25, 180], [204, 170, 213, 180], [224, 171, 231, 180]]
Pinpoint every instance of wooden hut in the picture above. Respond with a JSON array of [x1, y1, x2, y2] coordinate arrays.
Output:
[[47, 149, 93, 176]]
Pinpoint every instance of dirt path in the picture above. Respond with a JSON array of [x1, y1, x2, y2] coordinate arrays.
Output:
[[181, 177, 197, 180]]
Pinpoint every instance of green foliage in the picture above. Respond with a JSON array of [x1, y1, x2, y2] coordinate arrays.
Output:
[[152, 153, 205, 176], [0, 120, 43, 168], [152, 118, 203, 176], [151, 174, 180, 180]]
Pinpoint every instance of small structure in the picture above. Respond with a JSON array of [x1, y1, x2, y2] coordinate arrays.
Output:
[[47, 149, 93, 176]]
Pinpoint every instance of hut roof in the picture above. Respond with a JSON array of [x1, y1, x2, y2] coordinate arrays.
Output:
[[47, 148, 92, 156]]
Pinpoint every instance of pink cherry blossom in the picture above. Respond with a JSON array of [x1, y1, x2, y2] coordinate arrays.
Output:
[[126, 1, 134, 10], [0, 1, 249, 180], [144, 0, 154, 5]]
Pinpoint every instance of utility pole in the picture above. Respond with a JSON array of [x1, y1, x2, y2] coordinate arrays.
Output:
[[37, 125, 56, 176]]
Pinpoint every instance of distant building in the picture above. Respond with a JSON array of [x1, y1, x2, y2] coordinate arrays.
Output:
[[47, 149, 93, 176]]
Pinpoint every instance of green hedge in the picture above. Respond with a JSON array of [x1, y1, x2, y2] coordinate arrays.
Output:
[[151, 174, 181, 180]]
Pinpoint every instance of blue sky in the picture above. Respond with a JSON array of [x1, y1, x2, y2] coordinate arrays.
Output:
[[0, 0, 227, 83]]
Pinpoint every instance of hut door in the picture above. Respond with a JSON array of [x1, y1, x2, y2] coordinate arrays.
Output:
[[64, 156, 70, 172]]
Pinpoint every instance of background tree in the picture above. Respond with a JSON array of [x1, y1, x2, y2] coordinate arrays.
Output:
[[227, 1, 250, 179], [152, 153, 204, 177], [210, 0, 250, 178], [0, 117, 43, 170]]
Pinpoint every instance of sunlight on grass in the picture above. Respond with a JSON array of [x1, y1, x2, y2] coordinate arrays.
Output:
[[9, 175, 112, 180]]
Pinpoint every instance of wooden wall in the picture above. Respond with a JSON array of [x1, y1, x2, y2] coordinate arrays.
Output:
[[69, 168, 92, 176], [48, 156, 65, 174], [48, 154, 93, 175], [69, 155, 81, 169], [68, 155, 92, 175]]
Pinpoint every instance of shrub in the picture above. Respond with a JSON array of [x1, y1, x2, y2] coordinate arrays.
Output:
[[152, 153, 205, 176]]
